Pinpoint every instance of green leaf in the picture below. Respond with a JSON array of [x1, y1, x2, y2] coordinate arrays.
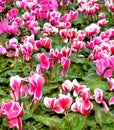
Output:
[[60, 113, 86, 130], [86, 78, 108, 91], [23, 110, 33, 120], [95, 108, 114, 128], [33, 115, 61, 130]]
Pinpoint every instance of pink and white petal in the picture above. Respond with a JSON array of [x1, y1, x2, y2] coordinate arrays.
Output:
[[34, 88, 42, 101], [44, 97, 56, 109], [109, 96, 114, 105], [71, 103, 78, 112], [101, 101, 109, 111]]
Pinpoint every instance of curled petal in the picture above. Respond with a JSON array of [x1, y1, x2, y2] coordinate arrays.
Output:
[[109, 96, 114, 105]]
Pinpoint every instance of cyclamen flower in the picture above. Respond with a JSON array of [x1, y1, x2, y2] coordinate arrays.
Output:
[[0, 45, 6, 55], [38, 53, 50, 69], [10, 75, 24, 101], [40, 0, 58, 12], [98, 13, 105, 19], [85, 23, 101, 37], [44, 94, 72, 114], [107, 78, 114, 91], [71, 40, 85, 51], [40, 37, 52, 49], [59, 29, 68, 43], [21, 42, 33, 61], [7, 8, 19, 20], [71, 97, 93, 115], [61, 47, 71, 57], [109, 96, 114, 105], [97, 19, 108, 27], [62, 80, 73, 93], [28, 72, 44, 102], [0, 101, 24, 130], [47, 10, 61, 26], [61, 57, 71, 77], [16, 0, 38, 10], [94, 88, 109, 111], [73, 79, 86, 97], [0, 19, 8, 34]]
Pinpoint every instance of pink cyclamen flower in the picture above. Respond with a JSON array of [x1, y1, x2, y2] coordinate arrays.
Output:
[[98, 13, 105, 19], [44, 94, 72, 114], [69, 10, 79, 22], [21, 42, 33, 61], [0, 19, 8, 34], [0, 45, 6, 55], [94, 88, 104, 104], [94, 88, 109, 111], [38, 53, 50, 69], [59, 29, 68, 43], [0, 101, 24, 130], [61, 57, 71, 77], [28, 72, 44, 102], [62, 80, 73, 93], [73, 79, 86, 97], [71, 40, 85, 51], [7, 8, 19, 20], [81, 88, 91, 101], [107, 78, 114, 91], [85, 23, 101, 37], [40, 0, 58, 11], [61, 47, 71, 57], [109, 96, 114, 105], [10, 75, 23, 101], [44, 97, 56, 109], [71, 97, 93, 115], [40, 37, 52, 49], [97, 19, 108, 27]]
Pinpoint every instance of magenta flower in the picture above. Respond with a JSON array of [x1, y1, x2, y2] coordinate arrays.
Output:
[[0, 19, 8, 34], [44, 97, 56, 109], [47, 11, 61, 26], [61, 57, 71, 77], [38, 53, 50, 70], [50, 49, 63, 61], [109, 96, 114, 105], [44, 94, 72, 114], [59, 29, 68, 43], [28, 72, 44, 102], [71, 40, 85, 51], [0, 100, 24, 130], [85, 23, 101, 37], [55, 94, 72, 114], [40, 0, 58, 11], [61, 47, 71, 57], [71, 97, 93, 115], [40, 37, 52, 49], [94, 88, 109, 111], [98, 13, 105, 19], [10, 75, 23, 101], [21, 42, 33, 61], [0, 45, 6, 55], [107, 78, 114, 91], [94, 88, 104, 104], [94, 58, 110, 75], [97, 19, 108, 27], [62, 80, 73, 93], [7, 8, 19, 20], [73, 79, 86, 97]]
